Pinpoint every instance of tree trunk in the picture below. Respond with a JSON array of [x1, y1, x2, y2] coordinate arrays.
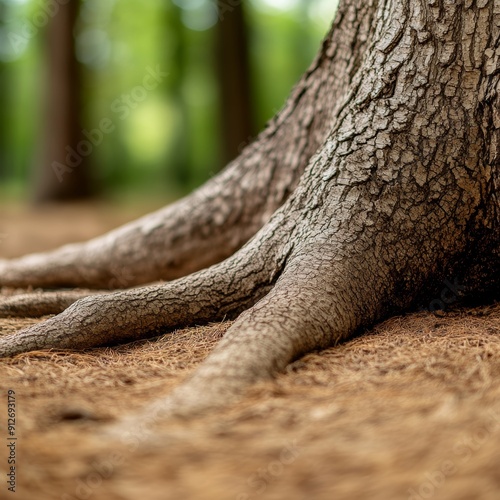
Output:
[[164, 5, 190, 189], [0, 62, 11, 183], [215, 1, 255, 165], [32, 0, 94, 203], [0, 0, 499, 431], [0, 1, 13, 184]]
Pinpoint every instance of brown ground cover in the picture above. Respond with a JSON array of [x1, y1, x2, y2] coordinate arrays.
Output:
[[1, 203, 499, 500]]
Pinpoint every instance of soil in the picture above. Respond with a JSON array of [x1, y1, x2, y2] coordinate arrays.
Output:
[[0, 202, 499, 500]]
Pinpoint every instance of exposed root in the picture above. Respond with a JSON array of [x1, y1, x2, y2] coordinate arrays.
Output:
[[0, 214, 289, 357], [102, 253, 376, 439], [0, 290, 108, 318]]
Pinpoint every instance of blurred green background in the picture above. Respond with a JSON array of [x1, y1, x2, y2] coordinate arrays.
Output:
[[0, 0, 338, 205]]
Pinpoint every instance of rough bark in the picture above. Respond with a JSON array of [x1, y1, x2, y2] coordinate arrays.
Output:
[[1, 0, 499, 432]]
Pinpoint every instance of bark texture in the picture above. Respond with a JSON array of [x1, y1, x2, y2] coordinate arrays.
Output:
[[0, 0, 499, 429]]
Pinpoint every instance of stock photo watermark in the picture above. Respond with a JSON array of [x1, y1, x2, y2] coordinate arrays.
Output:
[[7, 0, 243, 54], [6, 389, 17, 494], [407, 408, 500, 500], [51, 65, 168, 183], [8, 0, 70, 55], [213, 0, 242, 21], [235, 440, 300, 500], [60, 452, 125, 500], [59, 405, 168, 500], [418, 277, 465, 313]]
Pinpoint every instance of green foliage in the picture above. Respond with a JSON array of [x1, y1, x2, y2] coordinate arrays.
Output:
[[0, 0, 337, 200]]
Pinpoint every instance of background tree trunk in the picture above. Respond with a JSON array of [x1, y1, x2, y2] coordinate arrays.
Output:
[[0, 0, 12, 184], [32, 0, 94, 203], [215, 2, 255, 165], [0, 62, 10, 183], [164, 5, 190, 189]]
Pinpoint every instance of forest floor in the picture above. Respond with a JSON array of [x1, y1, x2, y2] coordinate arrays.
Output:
[[0, 202, 499, 500]]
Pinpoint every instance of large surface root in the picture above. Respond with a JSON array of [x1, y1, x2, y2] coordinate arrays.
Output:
[[104, 253, 379, 437], [0, 213, 290, 357]]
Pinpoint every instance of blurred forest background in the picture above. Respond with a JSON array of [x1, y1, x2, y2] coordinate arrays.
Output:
[[0, 0, 337, 205]]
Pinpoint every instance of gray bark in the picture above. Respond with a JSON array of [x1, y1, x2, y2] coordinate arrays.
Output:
[[0, 0, 499, 430]]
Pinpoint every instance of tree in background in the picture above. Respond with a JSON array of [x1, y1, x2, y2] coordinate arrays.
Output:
[[0, 0, 331, 200], [33, 0, 94, 202], [215, 1, 254, 164], [0, 0, 13, 184], [162, 3, 190, 189]]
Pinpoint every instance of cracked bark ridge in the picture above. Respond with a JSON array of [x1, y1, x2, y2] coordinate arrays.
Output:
[[1, 0, 499, 425]]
